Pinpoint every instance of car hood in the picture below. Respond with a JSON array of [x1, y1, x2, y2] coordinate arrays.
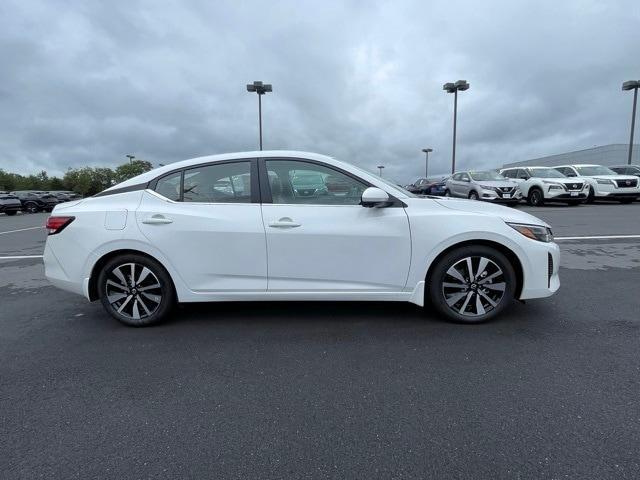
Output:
[[589, 174, 637, 181], [475, 180, 519, 188], [424, 197, 550, 227]]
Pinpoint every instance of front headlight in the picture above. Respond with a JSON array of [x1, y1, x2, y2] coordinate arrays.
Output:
[[507, 223, 554, 242], [595, 178, 613, 185]]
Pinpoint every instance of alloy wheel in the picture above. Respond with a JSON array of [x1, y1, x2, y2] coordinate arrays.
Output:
[[104, 262, 162, 321], [441, 256, 506, 318]]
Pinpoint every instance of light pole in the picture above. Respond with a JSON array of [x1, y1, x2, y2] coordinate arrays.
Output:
[[246, 80, 272, 150], [622, 80, 639, 165], [443, 80, 470, 174], [421, 148, 433, 178], [126, 154, 135, 164], [377, 165, 385, 177]]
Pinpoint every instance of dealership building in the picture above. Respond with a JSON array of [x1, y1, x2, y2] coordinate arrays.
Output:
[[503, 143, 640, 169]]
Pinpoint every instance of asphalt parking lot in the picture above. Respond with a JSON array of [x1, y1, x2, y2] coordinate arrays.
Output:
[[1, 204, 640, 479]]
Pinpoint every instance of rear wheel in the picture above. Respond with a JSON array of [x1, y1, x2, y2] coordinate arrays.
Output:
[[427, 246, 516, 324], [98, 254, 175, 327], [24, 201, 40, 213], [527, 188, 544, 206]]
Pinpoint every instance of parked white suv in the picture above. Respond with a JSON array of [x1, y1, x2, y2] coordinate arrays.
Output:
[[500, 166, 589, 206], [553, 164, 639, 204]]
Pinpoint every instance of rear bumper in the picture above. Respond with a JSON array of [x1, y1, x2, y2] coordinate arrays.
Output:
[[43, 242, 88, 298]]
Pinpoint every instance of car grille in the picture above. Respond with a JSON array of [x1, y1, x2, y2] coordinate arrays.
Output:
[[548, 253, 553, 287], [565, 182, 583, 191], [615, 178, 638, 188], [497, 186, 515, 197]]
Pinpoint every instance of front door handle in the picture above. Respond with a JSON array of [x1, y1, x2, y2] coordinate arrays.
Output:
[[268, 217, 301, 229], [142, 214, 173, 225]]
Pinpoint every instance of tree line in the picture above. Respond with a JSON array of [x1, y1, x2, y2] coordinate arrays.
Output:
[[0, 160, 153, 196]]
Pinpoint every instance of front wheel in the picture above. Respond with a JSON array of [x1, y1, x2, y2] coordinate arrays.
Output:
[[619, 198, 635, 204], [527, 188, 544, 206], [5, 211, 17, 216], [444, 189, 451, 197], [468, 191, 479, 201], [98, 254, 175, 326], [427, 246, 517, 323], [24, 202, 40, 213]]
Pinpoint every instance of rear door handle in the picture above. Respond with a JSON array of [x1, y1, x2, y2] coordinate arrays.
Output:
[[142, 214, 173, 225], [268, 217, 301, 229]]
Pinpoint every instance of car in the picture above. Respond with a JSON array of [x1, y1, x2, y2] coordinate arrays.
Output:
[[499, 167, 589, 206], [553, 164, 639, 204], [406, 177, 448, 196], [11, 191, 59, 213], [444, 170, 522, 204], [44, 150, 560, 327], [0, 191, 22, 216], [609, 165, 640, 178], [48, 190, 82, 201]]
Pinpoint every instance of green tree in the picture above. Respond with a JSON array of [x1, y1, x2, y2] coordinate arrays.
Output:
[[114, 159, 153, 183]]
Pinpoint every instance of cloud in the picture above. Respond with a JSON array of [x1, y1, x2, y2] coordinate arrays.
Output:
[[0, 0, 638, 182]]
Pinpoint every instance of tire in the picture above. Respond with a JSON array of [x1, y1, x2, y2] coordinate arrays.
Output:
[[5, 211, 17, 216], [585, 187, 595, 204], [24, 202, 40, 213], [98, 254, 175, 327], [444, 189, 451, 197], [567, 201, 581, 206], [619, 198, 634, 204], [527, 188, 544, 206], [468, 191, 479, 201], [427, 245, 517, 324]]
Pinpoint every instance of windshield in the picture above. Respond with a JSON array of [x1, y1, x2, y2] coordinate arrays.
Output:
[[530, 168, 566, 178], [576, 166, 617, 176], [469, 171, 505, 181]]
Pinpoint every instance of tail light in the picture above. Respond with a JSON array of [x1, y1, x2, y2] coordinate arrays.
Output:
[[45, 216, 75, 235]]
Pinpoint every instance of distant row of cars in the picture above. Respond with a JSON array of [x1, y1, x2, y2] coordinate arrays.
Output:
[[0, 190, 82, 215], [405, 163, 640, 206]]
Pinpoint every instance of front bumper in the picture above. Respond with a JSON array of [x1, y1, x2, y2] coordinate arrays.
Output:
[[519, 241, 560, 300], [480, 190, 522, 203], [546, 192, 587, 201], [0, 204, 22, 212]]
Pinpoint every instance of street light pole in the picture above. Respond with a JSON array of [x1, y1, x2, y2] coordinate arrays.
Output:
[[443, 80, 470, 174], [623, 80, 640, 165], [421, 148, 433, 178], [377, 165, 385, 177], [126, 154, 135, 164], [246, 81, 272, 150]]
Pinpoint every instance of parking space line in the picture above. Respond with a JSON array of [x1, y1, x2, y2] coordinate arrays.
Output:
[[0, 226, 44, 235], [0, 255, 44, 260], [555, 234, 640, 241]]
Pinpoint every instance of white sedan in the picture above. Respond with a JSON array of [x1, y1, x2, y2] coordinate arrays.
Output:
[[44, 151, 560, 326]]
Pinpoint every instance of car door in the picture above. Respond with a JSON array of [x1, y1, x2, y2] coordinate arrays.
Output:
[[260, 158, 411, 291], [137, 160, 268, 292], [449, 174, 461, 196], [459, 173, 472, 197]]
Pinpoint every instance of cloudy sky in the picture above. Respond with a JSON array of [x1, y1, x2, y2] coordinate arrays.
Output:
[[1, 0, 639, 182]]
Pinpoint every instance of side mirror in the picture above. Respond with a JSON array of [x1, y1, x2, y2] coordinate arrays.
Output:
[[361, 187, 390, 208]]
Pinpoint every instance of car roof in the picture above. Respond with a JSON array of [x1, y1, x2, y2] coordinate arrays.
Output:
[[103, 150, 411, 198]]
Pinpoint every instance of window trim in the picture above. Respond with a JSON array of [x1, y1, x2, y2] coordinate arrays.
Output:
[[257, 157, 404, 207]]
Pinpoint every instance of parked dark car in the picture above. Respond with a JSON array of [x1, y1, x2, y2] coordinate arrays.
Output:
[[48, 190, 82, 201], [406, 176, 449, 196], [11, 191, 59, 213], [0, 191, 22, 215]]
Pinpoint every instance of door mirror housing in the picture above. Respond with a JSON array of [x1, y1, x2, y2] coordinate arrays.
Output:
[[361, 187, 390, 208]]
